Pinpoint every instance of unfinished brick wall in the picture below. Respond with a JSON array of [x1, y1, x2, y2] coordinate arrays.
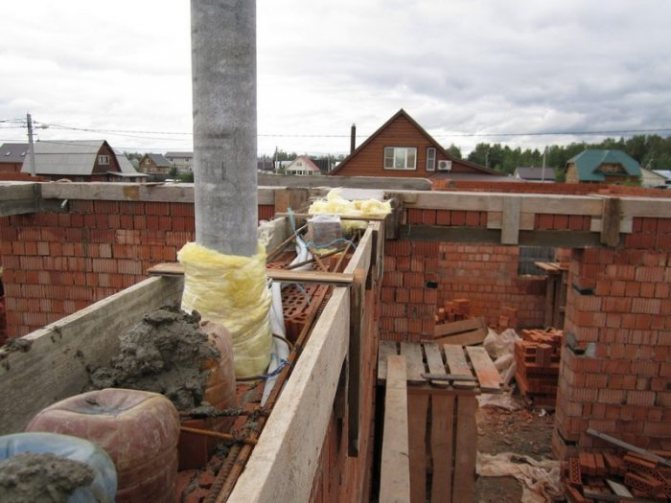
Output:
[[0, 200, 275, 338], [380, 240, 439, 341], [438, 243, 546, 328], [554, 217, 671, 457]]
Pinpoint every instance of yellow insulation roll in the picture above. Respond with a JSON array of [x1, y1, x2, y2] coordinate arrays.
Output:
[[308, 188, 392, 232], [178, 242, 272, 378]]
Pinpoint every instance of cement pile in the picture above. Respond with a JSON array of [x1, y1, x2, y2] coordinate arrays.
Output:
[[0, 452, 94, 503], [89, 306, 221, 410]]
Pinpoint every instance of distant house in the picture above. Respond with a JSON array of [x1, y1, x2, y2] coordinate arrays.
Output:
[[257, 159, 275, 172], [565, 149, 641, 184], [285, 156, 322, 176], [20, 140, 146, 182], [165, 151, 193, 172], [654, 170, 671, 187], [112, 149, 149, 182], [139, 153, 172, 177], [329, 109, 501, 180], [640, 168, 668, 189], [514, 166, 556, 182], [0, 143, 28, 174]]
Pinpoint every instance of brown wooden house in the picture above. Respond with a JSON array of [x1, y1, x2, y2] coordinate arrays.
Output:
[[329, 109, 500, 180], [0, 143, 28, 174], [20, 140, 146, 182]]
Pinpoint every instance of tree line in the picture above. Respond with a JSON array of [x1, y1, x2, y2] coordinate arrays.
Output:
[[460, 135, 671, 178]]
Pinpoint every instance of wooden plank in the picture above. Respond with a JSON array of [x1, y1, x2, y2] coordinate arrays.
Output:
[[228, 287, 351, 503], [465, 346, 502, 393], [147, 262, 356, 285], [433, 317, 484, 338], [0, 276, 184, 434], [344, 227, 374, 456], [379, 355, 411, 503], [407, 393, 428, 503], [430, 329, 486, 347], [378, 341, 398, 382], [451, 395, 477, 503], [423, 343, 446, 375], [400, 342, 425, 385], [600, 197, 621, 247], [400, 226, 601, 248], [501, 196, 521, 245], [39, 181, 276, 205], [431, 395, 455, 503], [443, 345, 476, 389]]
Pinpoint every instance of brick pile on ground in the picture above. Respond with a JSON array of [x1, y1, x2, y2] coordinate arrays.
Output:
[[435, 298, 471, 324], [564, 449, 671, 502], [515, 328, 563, 409]]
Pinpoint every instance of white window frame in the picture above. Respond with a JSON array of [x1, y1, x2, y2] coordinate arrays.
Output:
[[426, 147, 436, 172], [98, 155, 110, 166], [384, 147, 417, 170]]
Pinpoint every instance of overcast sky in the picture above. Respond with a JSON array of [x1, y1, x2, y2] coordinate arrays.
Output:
[[1, 0, 670, 156]]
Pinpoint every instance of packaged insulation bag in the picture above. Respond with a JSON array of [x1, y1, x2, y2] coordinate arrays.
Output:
[[178, 242, 272, 378]]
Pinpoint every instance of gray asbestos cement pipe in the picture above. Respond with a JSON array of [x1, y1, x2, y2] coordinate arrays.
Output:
[[191, 0, 258, 256]]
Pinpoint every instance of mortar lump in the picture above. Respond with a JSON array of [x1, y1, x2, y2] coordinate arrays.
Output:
[[0, 453, 94, 503], [89, 306, 220, 410]]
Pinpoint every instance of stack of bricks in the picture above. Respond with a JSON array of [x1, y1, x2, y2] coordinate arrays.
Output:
[[438, 243, 545, 328], [514, 328, 563, 408], [554, 235, 671, 458], [564, 450, 671, 502], [380, 240, 438, 342], [435, 298, 470, 324], [0, 200, 276, 338]]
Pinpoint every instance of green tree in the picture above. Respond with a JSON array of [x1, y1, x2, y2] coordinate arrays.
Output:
[[447, 144, 462, 159]]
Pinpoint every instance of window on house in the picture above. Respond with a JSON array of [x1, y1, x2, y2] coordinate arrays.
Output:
[[518, 246, 556, 275], [98, 155, 110, 165], [384, 147, 417, 170], [426, 147, 436, 171]]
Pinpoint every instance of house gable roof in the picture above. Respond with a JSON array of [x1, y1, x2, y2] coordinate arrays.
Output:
[[568, 149, 641, 182], [0, 143, 29, 163], [165, 151, 193, 159], [514, 166, 557, 181], [20, 140, 111, 176], [286, 155, 321, 172], [329, 109, 497, 176], [142, 153, 172, 168]]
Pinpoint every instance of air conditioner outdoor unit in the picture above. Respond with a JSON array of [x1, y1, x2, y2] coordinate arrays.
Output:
[[437, 160, 452, 171]]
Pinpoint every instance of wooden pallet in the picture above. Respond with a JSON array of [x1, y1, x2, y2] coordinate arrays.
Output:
[[378, 341, 501, 503]]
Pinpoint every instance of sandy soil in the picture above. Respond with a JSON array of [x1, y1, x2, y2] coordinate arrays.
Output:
[[474, 402, 557, 503]]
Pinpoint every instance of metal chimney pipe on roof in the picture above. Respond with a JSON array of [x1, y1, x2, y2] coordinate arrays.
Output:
[[191, 0, 258, 257], [350, 123, 356, 155]]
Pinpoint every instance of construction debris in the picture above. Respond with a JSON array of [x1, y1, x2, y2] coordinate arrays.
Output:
[[514, 328, 563, 409], [431, 299, 488, 345]]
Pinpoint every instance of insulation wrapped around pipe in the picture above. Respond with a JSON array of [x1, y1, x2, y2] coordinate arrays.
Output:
[[178, 241, 272, 378]]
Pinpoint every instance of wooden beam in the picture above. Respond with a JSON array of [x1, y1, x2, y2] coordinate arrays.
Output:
[[228, 287, 350, 503], [501, 197, 521, 245], [344, 226, 374, 456], [600, 197, 621, 247], [39, 182, 276, 205], [399, 225, 601, 247], [0, 276, 184, 434], [147, 262, 355, 285], [379, 355, 411, 503], [0, 182, 40, 216]]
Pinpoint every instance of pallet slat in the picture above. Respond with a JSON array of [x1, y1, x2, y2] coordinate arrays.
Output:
[[400, 342, 426, 385], [443, 345, 476, 389], [466, 346, 502, 393]]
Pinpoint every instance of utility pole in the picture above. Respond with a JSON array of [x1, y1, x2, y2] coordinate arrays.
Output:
[[26, 113, 36, 177], [541, 146, 547, 182], [191, 0, 258, 256]]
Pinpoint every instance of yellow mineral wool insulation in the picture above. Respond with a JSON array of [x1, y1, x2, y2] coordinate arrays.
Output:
[[308, 188, 391, 231], [178, 242, 272, 378]]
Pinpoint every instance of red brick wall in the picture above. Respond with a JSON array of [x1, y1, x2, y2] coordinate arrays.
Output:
[[438, 243, 546, 328], [554, 219, 671, 456], [0, 201, 276, 338]]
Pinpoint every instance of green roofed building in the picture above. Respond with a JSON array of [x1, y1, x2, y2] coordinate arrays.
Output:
[[565, 149, 641, 184]]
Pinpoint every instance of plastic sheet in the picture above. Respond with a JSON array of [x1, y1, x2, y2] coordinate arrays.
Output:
[[0, 432, 117, 503], [477, 452, 561, 503], [179, 241, 272, 378]]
